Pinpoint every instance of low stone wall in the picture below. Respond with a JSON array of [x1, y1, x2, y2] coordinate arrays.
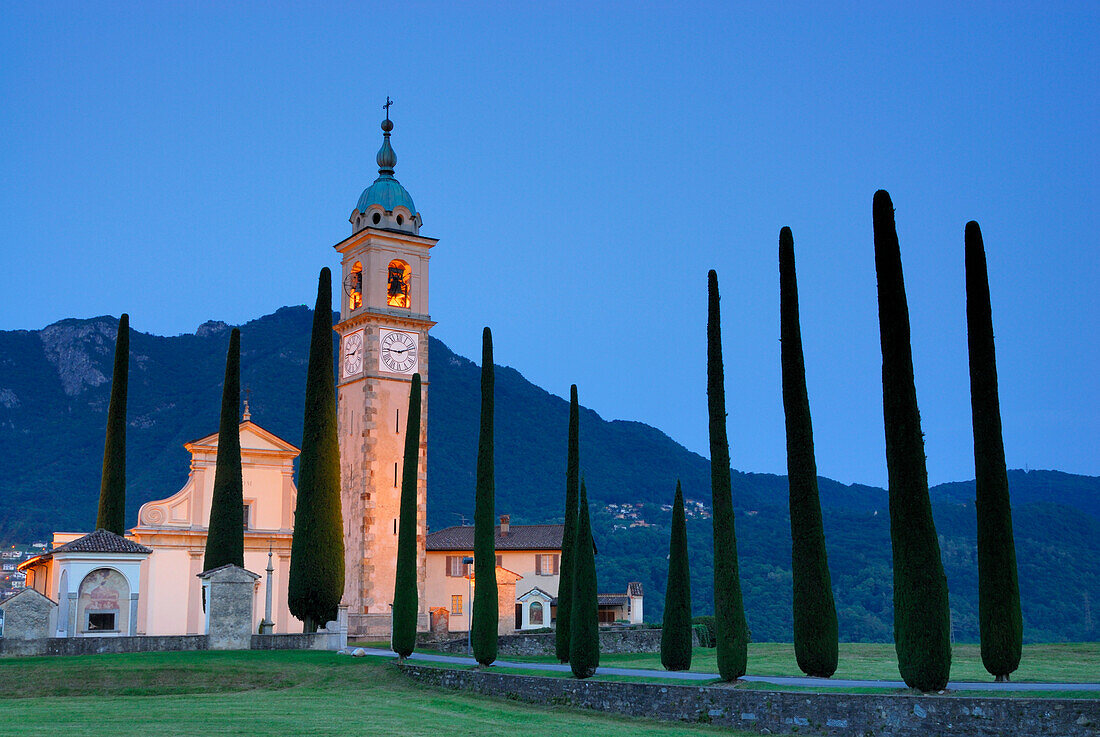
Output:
[[0, 632, 341, 657], [0, 635, 208, 657], [251, 633, 339, 651], [400, 664, 1100, 737], [435, 628, 687, 656]]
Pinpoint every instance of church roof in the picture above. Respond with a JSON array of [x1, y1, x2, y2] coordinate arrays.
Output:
[[356, 175, 416, 215], [50, 529, 152, 555], [20, 529, 151, 569], [426, 524, 564, 551]]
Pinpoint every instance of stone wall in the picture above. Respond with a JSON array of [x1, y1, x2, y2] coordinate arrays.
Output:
[[435, 628, 691, 656], [400, 664, 1100, 737], [251, 633, 339, 651], [0, 635, 208, 657]]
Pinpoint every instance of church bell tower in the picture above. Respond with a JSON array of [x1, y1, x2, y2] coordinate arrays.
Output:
[[333, 107, 435, 636]]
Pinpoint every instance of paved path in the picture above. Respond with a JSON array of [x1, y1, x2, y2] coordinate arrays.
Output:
[[358, 648, 1100, 692]]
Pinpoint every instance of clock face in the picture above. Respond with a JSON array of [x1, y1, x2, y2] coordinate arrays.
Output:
[[379, 328, 418, 374], [342, 330, 364, 378]]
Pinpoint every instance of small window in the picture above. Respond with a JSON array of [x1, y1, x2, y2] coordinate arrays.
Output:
[[242, 504, 250, 530], [387, 260, 411, 308], [451, 595, 463, 615], [87, 611, 116, 632], [345, 262, 363, 311], [396, 214, 404, 225], [372, 212, 381, 225], [529, 601, 544, 625]]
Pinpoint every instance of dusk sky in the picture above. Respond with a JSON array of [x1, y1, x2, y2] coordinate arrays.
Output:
[[2, 3, 1097, 489]]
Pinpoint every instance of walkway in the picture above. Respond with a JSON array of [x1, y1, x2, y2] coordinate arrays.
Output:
[[359, 648, 1100, 692]]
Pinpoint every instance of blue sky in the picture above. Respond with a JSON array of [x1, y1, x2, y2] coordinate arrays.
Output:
[[2, 2, 1097, 488]]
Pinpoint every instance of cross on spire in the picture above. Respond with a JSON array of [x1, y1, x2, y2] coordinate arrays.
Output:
[[383, 96, 393, 121]]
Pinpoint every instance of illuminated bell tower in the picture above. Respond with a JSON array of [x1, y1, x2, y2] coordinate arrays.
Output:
[[333, 108, 435, 637]]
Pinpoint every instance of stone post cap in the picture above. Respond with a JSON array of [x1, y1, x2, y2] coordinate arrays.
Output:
[[197, 563, 261, 582], [0, 587, 57, 610]]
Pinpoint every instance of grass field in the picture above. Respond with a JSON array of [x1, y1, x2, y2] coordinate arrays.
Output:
[[412, 642, 1100, 684], [0, 650, 754, 737]]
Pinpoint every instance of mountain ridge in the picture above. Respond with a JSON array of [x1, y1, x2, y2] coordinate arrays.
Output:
[[1, 307, 1096, 642]]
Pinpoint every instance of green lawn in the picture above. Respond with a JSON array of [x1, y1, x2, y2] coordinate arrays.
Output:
[[0, 650, 754, 737], [403, 642, 1100, 683]]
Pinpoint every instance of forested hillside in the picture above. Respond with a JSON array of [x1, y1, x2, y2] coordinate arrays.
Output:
[[0, 307, 1096, 642]]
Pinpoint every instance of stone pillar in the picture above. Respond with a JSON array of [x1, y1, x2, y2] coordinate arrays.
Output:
[[129, 593, 139, 636], [67, 592, 78, 637], [197, 564, 261, 650]]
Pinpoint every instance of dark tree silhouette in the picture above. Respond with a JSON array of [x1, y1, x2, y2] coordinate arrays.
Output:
[[779, 228, 838, 678], [96, 313, 129, 535], [707, 269, 749, 681], [392, 373, 423, 658], [569, 481, 599, 678], [873, 190, 951, 691], [556, 384, 581, 663], [204, 328, 244, 572], [288, 269, 345, 631], [966, 220, 1022, 681], [472, 327, 499, 666], [661, 480, 693, 671]]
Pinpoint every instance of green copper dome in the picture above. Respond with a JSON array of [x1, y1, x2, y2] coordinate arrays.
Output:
[[355, 117, 417, 215]]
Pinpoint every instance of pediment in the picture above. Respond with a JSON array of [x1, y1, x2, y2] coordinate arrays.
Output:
[[186, 421, 299, 456]]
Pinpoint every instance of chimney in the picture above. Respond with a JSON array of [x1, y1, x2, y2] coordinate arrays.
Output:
[[499, 515, 510, 537]]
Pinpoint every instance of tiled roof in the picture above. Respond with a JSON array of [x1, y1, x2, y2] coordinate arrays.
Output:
[[598, 594, 629, 606], [627, 581, 643, 596], [50, 529, 152, 555], [426, 524, 564, 551]]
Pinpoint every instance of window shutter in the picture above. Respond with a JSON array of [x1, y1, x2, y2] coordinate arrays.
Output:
[[496, 554, 503, 568], [552, 554, 560, 575], [446, 556, 455, 577], [535, 554, 542, 575]]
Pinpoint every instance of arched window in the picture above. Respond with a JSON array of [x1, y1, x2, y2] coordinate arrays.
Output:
[[78, 567, 129, 634], [345, 262, 363, 311], [387, 260, 411, 308], [529, 600, 544, 625]]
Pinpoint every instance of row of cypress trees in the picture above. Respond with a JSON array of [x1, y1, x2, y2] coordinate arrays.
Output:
[[683, 193, 1020, 689]]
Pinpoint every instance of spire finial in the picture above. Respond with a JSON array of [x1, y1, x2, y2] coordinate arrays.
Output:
[[376, 98, 397, 175], [243, 386, 252, 421]]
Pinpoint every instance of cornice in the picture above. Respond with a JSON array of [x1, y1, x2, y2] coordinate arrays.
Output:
[[333, 227, 438, 254]]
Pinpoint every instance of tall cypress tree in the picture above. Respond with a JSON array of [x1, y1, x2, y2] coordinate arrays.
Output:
[[661, 480, 693, 671], [471, 326, 499, 666], [555, 384, 580, 663], [707, 269, 749, 681], [872, 190, 952, 691], [570, 480, 599, 678], [203, 327, 244, 572], [288, 268, 345, 631], [779, 227, 839, 678], [392, 373, 423, 658], [96, 313, 129, 535], [966, 220, 1022, 681]]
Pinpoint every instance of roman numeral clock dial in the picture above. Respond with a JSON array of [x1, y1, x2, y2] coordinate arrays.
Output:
[[342, 330, 364, 378], [379, 328, 418, 375]]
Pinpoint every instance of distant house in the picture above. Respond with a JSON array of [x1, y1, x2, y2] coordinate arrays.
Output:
[[425, 516, 564, 633]]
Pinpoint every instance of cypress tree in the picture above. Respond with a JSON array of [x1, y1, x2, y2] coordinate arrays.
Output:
[[779, 227, 839, 678], [203, 327, 244, 572], [288, 268, 345, 631], [872, 190, 952, 691], [966, 221, 1022, 681], [471, 326, 499, 666], [555, 384, 580, 663], [392, 372, 423, 658], [569, 480, 599, 678], [96, 313, 129, 535], [707, 269, 749, 681], [661, 480, 693, 671]]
